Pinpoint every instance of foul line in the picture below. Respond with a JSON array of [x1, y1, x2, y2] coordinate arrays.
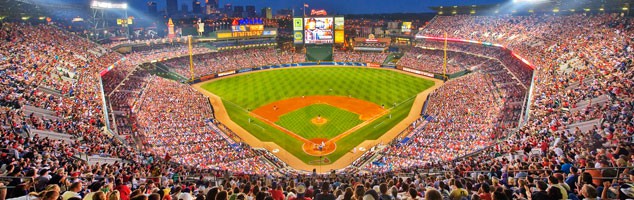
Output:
[[223, 99, 315, 144], [222, 94, 418, 149]]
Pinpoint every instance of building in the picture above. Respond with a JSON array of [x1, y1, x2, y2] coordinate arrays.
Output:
[[277, 9, 292, 17], [261, 7, 272, 19], [181, 4, 189, 13], [192, 0, 202, 13], [234, 6, 244, 17], [147, 1, 158, 15], [387, 22, 399, 29], [246, 5, 256, 18], [206, 0, 219, 9], [223, 4, 232, 16], [204, 0, 218, 14], [166, 0, 178, 15]]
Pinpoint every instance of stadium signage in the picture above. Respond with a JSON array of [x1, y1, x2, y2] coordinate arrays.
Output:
[[293, 18, 303, 31], [262, 30, 277, 36], [232, 18, 263, 25], [293, 31, 303, 44], [231, 31, 263, 37], [367, 63, 380, 68], [238, 68, 253, 73], [229, 18, 265, 37], [401, 22, 412, 34], [334, 17, 344, 44], [217, 71, 237, 77], [353, 47, 385, 51], [402, 67, 434, 78]]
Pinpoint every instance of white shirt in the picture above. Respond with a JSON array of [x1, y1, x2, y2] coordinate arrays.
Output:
[[83, 192, 97, 200], [61, 191, 81, 200]]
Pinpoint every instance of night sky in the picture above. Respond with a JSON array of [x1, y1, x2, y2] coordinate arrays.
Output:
[[59, 0, 507, 14]]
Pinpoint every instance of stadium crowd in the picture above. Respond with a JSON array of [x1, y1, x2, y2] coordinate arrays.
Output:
[[334, 51, 388, 64], [397, 48, 492, 74], [354, 13, 634, 199], [162, 48, 304, 78], [1, 12, 634, 200], [133, 77, 275, 173]]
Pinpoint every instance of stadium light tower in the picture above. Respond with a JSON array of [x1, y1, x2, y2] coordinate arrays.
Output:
[[512, 0, 548, 3], [90, 1, 129, 41]]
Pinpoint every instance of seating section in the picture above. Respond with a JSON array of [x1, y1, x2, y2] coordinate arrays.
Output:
[[1, 13, 633, 200]]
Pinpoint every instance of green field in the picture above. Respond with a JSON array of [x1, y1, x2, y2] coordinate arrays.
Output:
[[276, 104, 363, 139], [201, 67, 434, 164]]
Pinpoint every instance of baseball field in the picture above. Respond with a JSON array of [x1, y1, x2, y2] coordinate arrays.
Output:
[[199, 67, 435, 165]]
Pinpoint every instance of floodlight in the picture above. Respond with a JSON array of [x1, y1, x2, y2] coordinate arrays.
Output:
[[513, 0, 547, 3], [91, 1, 128, 9]]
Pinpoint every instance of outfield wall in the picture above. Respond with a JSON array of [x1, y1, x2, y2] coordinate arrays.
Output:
[[190, 62, 371, 84]]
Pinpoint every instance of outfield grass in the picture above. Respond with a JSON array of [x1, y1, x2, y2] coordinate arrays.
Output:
[[276, 104, 363, 139], [202, 67, 434, 163]]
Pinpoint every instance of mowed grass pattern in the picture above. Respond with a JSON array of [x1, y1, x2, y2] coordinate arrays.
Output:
[[201, 67, 435, 163], [202, 67, 432, 109], [275, 104, 363, 139]]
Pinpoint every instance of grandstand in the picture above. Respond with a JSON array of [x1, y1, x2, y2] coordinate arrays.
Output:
[[1, 0, 634, 200]]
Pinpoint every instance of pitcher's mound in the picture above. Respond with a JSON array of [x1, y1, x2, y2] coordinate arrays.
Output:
[[302, 138, 336, 156], [311, 117, 328, 125]]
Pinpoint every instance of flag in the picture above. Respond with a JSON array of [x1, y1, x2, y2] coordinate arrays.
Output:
[[304, 3, 309, 7]]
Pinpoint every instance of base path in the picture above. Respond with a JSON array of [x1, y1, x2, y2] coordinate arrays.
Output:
[[251, 95, 387, 156], [191, 67, 444, 172], [252, 96, 385, 122]]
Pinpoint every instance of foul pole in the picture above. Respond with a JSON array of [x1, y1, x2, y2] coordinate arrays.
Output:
[[443, 32, 448, 80], [188, 35, 195, 80]]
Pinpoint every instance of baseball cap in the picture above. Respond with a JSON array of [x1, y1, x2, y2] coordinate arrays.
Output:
[[297, 184, 306, 194]]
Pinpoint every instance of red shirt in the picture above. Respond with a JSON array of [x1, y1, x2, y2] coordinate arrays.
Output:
[[479, 193, 492, 200], [115, 184, 131, 200], [269, 190, 285, 200]]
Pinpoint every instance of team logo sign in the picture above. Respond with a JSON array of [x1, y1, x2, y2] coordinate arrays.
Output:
[[293, 18, 303, 31], [294, 32, 303, 42]]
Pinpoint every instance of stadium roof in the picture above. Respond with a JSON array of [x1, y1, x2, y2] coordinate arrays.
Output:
[[0, 0, 88, 20], [0, 0, 47, 18], [431, 0, 632, 15]]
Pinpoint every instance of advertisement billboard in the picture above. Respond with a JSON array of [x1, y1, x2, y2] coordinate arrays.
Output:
[[401, 22, 412, 33], [304, 17, 333, 44], [334, 17, 344, 30], [293, 18, 304, 44], [294, 31, 304, 44], [293, 18, 303, 31], [334, 17, 344, 44]]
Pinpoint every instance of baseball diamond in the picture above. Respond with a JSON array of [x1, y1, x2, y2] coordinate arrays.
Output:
[[198, 67, 435, 167]]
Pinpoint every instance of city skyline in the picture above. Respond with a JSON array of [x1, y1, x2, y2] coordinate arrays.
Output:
[[138, 0, 507, 14]]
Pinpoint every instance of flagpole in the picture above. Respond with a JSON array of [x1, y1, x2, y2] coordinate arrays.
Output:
[[303, 2, 306, 17]]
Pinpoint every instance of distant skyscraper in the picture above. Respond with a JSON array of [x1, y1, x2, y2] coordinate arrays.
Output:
[[234, 6, 244, 18], [246, 5, 256, 18], [193, 0, 202, 13], [261, 7, 272, 19], [277, 9, 292, 17], [206, 0, 219, 8], [147, 1, 158, 15], [182, 4, 189, 13], [224, 4, 232, 15], [166, 0, 177, 15]]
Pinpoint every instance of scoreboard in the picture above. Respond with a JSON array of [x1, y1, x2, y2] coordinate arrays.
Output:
[[293, 16, 344, 45]]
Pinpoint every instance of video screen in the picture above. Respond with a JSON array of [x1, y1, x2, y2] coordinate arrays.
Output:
[[304, 17, 333, 44]]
